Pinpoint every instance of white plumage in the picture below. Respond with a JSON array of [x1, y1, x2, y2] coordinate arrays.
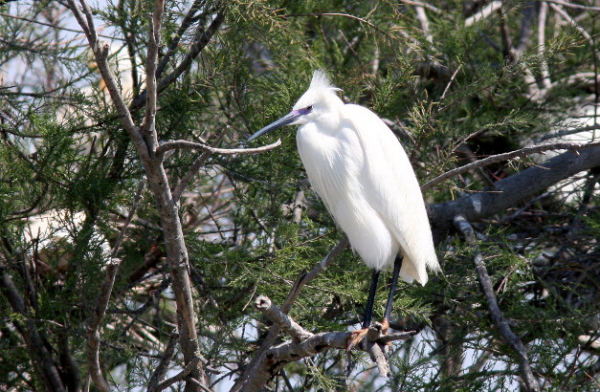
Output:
[[249, 70, 440, 285]]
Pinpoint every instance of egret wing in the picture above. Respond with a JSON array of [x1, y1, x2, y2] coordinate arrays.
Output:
[[342, 104, 440, 284]]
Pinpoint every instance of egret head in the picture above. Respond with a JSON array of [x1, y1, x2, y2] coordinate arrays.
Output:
[[248, 70, 342, 141]]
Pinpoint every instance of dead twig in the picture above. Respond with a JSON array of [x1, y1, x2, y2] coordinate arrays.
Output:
[[453, 215, 540, 391], [156, 138, 282, 161]]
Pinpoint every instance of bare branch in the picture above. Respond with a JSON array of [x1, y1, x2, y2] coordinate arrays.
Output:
[[549, 3, 593, 44], [173, 128, 229, 203], [245, 295, 412, 390], [156, 139, 282, 159], [255, 296, 313, 342], [148, 331, 180, 392], [429, 143, 600, 240], [547, 0, 600, 10], [414, 6, 432, 43], [140, 0, 166, 153], [400, 0, 441, 14], [422, 141, 600, 191], [86, 177, 146, 392], [512, 2, 536, 60], [233, 237, 349, 391], [453, 216, 540, 391], [537, 2, 551, 91], [464, 1, 502, 27]]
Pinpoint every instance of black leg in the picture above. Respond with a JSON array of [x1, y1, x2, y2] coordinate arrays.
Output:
[[362, 269, 380, 328], [383, 255, 403, 323]]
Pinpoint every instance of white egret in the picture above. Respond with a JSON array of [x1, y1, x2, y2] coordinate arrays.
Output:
[[249, 70, 440, 345]]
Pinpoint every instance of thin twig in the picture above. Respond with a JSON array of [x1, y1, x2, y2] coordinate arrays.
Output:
[[156, 139, 282, 159], [549, 3, 593, 45], [440, 65, 462, 103], [147, 331, 180, 392], [453, 215, 540, 391], [172, 128, 229, 202]]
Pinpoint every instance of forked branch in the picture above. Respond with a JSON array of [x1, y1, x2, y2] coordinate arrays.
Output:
[[244, 296, 414, 391]]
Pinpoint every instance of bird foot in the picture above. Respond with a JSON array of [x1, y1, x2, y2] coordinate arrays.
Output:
[[347, 320, 393, 351], [346, 328, 369, 351], [381, 318, 390, 335]]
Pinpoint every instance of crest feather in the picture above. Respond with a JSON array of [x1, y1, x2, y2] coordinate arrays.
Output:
[[309, 70, 341, 92]]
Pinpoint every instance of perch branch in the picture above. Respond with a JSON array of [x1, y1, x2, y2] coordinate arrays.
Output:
[[233, 237, 349, 391], [244, 296, 414, 391], [453, 215, 540, 391]]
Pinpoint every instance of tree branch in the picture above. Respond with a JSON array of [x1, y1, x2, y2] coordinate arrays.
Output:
[[242, 295, 413, 391], [233, 237, 349, 391], [66, 0, 149, 162], [140, 0, 165, 153], [453, 215, 540, 391], [85, 177, 146, 392], [148, 331, 180, 392], [422, 141, 600, 191], [428, 143, 600, 240], [255, 296, 313, 342], [156, 138, 282, 160]]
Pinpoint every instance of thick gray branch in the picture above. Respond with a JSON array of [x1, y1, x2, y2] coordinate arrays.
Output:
[[422, 141, 600, 191], [430, 144, 600, 241], [233, 237, 349, 391]]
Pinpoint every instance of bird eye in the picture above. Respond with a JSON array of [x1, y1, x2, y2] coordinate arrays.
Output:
[[306, 105, 313, 112]]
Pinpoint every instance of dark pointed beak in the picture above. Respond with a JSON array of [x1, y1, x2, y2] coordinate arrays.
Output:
[[248, 109, 305, 141]]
